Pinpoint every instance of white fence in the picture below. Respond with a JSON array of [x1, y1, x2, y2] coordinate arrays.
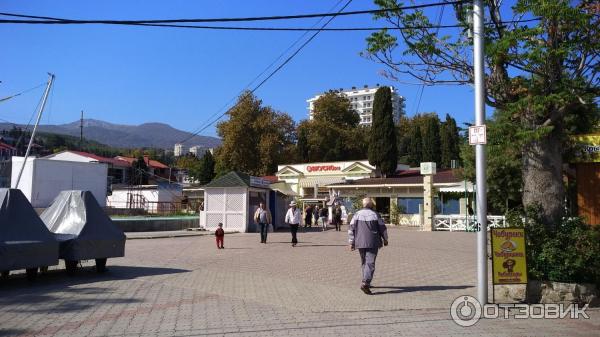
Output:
[[396, 214, 507, 231], [433, 215, 506, 231]]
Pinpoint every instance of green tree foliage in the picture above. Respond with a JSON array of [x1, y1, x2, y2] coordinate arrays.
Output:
[[364, 0, 600, 226], [298, 91, 367, 162], [176, 154, 202, 183], [368, 87, 398, 175], [440, 114, 461, 168], [421, 115, 441, 164], [461, 114, 523, 214], [198, 150, 216, 185], [131, 156, 149, 185], [216, 91, 296, 176], [407, 124, 422, 166]]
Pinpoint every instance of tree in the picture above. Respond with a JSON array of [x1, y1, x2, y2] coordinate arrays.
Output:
[[298, 92, 367, 162], [296, 126, 309, 162], [131, 156, 149, 185], [440, 114, 461, 168], [216, 91, 296, 176], [198, 150, 216, 184], [364, 1, 600, 226], [421, 115, 441, 165], [462, 115, 523, 214], [407, 125, 423, 166], [369, 87, 398, 175], [176, 154, 203, 183]]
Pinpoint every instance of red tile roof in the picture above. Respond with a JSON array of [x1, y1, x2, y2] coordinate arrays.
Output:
[[329, 169, 463, 186], [260, 176, 279, 183], [115, 156, 169, 169], [57, 150, 132, 167], [0, 142, 16, 151]]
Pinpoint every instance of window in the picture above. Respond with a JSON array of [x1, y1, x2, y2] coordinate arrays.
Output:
[[397, 197, 423, 214], [367, 96, 371, 100], [436, 197, 460, 215]]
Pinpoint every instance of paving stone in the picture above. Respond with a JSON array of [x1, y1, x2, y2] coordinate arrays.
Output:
[[0, 229, 598, 336]]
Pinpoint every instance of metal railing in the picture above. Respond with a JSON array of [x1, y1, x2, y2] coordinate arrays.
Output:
[[433, 214, 506, 232], [105, 200, 202, 216]]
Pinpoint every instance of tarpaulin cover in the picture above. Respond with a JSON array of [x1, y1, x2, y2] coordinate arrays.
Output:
[[41, 190, 125, 261], [0, 188, 59, 271]]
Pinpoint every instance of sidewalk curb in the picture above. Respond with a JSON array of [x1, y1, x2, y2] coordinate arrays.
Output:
[[125, 232, 210, 240]]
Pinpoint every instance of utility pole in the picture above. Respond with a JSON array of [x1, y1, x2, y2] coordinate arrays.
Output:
[[80, 110, 83, 150], [473, 0, 488, 304], [14, 73, 55, 189]]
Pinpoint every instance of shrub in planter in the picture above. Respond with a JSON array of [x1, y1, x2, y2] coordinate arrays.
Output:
[[507, 205, 600, 287]]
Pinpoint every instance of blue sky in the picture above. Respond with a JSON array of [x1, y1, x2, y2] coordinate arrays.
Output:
[[0, 0, 480, 139]]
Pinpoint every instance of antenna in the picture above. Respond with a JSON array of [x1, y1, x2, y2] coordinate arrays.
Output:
[[79, 110, 83, 150]]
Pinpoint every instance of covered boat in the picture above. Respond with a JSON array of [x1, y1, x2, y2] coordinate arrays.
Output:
[[40, 190, 125, 273], [0, 188, 59, 280]]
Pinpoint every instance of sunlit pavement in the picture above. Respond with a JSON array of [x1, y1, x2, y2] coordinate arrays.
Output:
[[1, 228, 598, 336]]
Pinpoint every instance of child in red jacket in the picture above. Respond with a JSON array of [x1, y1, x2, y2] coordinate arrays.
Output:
[[215, 223, 225, 249]]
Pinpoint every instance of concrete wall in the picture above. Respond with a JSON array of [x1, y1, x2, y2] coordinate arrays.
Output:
[[112, 216, 199, 232]]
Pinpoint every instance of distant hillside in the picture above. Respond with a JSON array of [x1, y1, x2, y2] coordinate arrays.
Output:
[[0, 119, 221, 149]]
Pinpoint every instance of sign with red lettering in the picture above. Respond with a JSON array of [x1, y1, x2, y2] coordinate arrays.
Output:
[[491, 228, 528, 284], [306, 165, 341, 172]]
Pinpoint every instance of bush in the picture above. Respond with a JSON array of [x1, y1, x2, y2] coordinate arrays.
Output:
[[507, 205, 600, 286]]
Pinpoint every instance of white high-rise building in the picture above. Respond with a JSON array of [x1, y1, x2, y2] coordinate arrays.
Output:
[[174, 143, 187, 157], [307, 85, 405, 126], [189, 146, 213, 157]]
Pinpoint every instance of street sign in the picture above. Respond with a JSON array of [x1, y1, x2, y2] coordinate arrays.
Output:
[[420, 162, 437, 175], [491, 228, 528, 285], [469, 125, 487, 145]]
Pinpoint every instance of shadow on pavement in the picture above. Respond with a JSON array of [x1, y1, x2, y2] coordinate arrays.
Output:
[[370, 285, 473, 295], [293, 244, 348, 247], [0, 265, 188, 289], [0, 329, 27, 337], [0, 265, 189, 314]]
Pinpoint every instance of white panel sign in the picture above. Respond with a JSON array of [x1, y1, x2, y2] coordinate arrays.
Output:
[[420, 162, 437, 175], [469, 125, 487, 145]]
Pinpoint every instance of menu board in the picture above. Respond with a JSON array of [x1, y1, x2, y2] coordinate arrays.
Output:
[[491, 228, 528, 284]]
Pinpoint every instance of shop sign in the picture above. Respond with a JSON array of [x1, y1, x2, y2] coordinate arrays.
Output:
[[571, 134, 600, 163], [250, 176, 270, 188], [491, 228, 528, 285], [306, 165, 341, 173]]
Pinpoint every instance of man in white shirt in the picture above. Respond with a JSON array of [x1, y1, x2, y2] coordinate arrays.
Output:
[[285, 201, 301, 247]]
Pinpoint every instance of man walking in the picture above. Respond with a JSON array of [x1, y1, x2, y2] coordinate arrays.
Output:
[[254, 202, 272, 244], [285, 201, 301, 247], [332, 202, 343, 231], [348, 197, 388, 295]]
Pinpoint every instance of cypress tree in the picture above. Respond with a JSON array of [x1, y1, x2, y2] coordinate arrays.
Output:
[[408, 125, 423, 167], [368, 87, 398, 176], [198, 150, 216, 185], [440, 114, 460, 168], [421, 116, 441, 165]]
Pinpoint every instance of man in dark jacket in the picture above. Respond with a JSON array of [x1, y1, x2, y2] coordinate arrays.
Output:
[[348, 197, 388, 295]]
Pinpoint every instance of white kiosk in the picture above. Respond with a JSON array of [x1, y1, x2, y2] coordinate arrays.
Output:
[[200, 171, 271, 232]]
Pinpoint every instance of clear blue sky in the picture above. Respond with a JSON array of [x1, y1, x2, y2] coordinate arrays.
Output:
[[1, 0, 479, 139]]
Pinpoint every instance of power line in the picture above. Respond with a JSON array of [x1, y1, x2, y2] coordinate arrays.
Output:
[[413, 2, 447, 115], [0, 1, 466, 25], [178, 0, 354, 145], [178, 0, 346, 144], [0, 82, 45, 103]]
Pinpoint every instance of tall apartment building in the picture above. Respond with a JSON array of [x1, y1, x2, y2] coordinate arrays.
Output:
[[174, 143, 187, 157], [189, 145, 213, 157], [307, 85, 405, 126]]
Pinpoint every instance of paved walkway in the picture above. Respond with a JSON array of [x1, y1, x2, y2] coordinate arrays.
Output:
[[1, 228, 598, 336]]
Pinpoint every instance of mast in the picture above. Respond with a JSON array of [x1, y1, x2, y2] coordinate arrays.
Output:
[[13, 73, 55, 189], [80, 110, 84, 150]]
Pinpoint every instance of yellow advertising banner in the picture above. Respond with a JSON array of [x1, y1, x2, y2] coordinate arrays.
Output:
[[571, 134, 600, 163], [491, 228, 528, 284]]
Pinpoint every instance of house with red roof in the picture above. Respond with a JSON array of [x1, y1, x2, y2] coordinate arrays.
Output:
[[0, 142, 17, 162], [114, 155, 170, 182], [45, 150, 131, 185]]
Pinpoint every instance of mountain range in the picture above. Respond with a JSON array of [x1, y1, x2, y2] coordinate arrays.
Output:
[[0, 119, 221, 149]]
